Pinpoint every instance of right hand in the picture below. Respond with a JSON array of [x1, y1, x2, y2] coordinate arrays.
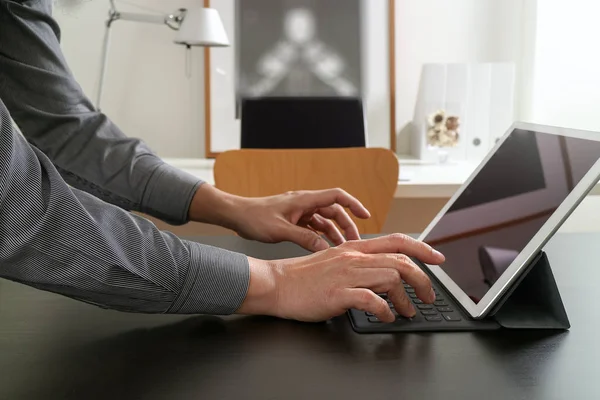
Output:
[[237, 234, 445, 323]]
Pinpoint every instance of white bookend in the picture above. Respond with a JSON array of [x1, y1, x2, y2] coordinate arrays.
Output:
[[464, 64, 492, 161], [411, 62, 516, 163], [489, 63, 516, 146]]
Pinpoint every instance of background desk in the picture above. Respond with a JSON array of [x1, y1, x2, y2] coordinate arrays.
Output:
[[155, 158, 600, 236], [0, 234, 599, 399]]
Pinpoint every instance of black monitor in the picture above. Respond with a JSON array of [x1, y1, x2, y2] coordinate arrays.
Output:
[[240, 97, 366, 149]]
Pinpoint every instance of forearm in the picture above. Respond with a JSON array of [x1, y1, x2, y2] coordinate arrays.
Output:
[[0, 100, 249, 314], [0, 0, 200, 225]]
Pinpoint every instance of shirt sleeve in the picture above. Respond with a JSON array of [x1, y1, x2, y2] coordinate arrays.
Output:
[[0, 97, 250, 314], [0, 0, 201, 225]]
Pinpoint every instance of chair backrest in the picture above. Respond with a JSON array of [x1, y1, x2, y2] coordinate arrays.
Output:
[[240, 97, 366, 149], [214, 148, 398, 234]]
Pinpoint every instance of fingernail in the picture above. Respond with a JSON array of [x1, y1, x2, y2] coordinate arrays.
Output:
[[429, 288, 436, 303], [433, 249, 444, 260]]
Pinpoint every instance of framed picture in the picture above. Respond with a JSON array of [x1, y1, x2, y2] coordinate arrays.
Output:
[[204, 0, 397, 158]]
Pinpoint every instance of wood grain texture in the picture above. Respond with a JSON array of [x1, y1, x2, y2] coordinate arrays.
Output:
[[203, 0, 217, 158], [389, 0, 397, 152], [214, 148, 399, 234]]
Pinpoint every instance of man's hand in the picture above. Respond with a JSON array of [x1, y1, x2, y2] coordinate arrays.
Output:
[[237, 234, 446, 323], [189, 185, 370, 252]]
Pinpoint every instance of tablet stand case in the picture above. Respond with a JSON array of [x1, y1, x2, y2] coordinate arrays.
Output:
[[488, 251, 570, 330], [348, 251, 570, 333]]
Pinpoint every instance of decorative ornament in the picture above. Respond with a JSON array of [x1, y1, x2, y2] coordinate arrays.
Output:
[[426, 110, 460, 148]]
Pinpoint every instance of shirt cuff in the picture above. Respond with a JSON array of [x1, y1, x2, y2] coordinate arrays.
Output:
[[169, 242, 251, 315], [141, 162, 203, 225]]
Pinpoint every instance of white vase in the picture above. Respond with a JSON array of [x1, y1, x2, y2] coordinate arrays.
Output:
[[427, 145, 450, 164]]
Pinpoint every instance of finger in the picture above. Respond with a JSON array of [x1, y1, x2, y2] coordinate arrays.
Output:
[[317, 204, 361, 241], [345, 268, 415, 318], [299, 189, 371, 220], [387, 283, 416, 318], [286, 224, 330, 252], [345, 233, 445, 265], [308, 214, 345, 246], [351, 253, 435, 304], [340, 288, 395, 323]]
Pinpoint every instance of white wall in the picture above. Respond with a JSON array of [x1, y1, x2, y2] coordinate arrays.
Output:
[[395, 0, 528, 154], [528, 0, 600, 132], [55, 0, 531, 158], [54, 0, 206, 158]]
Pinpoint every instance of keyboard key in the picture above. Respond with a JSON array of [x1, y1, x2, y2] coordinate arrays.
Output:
[[421, 310, 438, 316], [366, 312, 375, 316], [403, 283, 411, 288], [443, 314, 462, 322], [437, 307, 454, 313], [413, 299, 423, 304], [417, 304, 433, 309], [405, 288, 415, 293], [425, 316, 442, 322], [409, 293, 418, 298], [368, 317, 382, 323], [434, 300, 448, 307]]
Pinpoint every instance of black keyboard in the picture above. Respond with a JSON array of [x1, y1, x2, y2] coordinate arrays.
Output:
[[364, 282, 462, 324]]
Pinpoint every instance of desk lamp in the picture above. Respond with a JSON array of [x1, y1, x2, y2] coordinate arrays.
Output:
[[96, 0, 229, 109]]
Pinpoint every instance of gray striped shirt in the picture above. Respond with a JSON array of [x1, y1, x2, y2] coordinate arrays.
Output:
[[0, 0, 250, 314]]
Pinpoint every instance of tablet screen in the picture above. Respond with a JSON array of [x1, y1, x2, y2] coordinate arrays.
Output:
[[422, 128, 600, 303]]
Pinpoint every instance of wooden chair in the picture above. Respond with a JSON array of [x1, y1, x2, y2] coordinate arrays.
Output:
[[214, 148, 399, 234]]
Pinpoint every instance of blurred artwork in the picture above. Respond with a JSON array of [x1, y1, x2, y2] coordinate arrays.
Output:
[[236, 0, 362, 107]]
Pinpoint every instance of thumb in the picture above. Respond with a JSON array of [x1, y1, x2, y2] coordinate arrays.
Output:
[[287, 225, 330, 252]]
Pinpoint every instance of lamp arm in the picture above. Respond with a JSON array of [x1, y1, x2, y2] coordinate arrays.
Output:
[[95, 1, 187, 109], [117, 12, 172, 25]]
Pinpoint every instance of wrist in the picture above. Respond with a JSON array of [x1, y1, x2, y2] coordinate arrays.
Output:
[[188, 184, 247, 231], [236, 257, 282, 317]]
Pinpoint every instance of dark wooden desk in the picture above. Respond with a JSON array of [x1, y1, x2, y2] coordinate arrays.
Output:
[[0, 233, 598, 400]]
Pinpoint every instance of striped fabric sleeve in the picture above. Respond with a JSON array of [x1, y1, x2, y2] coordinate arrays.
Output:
[[0, 99, 250, 314], [0, 0, 202, 226]]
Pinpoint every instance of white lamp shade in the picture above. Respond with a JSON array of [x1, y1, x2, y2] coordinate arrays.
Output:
[[175, 8, 229, 47]]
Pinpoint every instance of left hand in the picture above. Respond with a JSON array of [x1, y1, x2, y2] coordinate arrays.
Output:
[[232, 189, 371, 252], [188, 185, 371, 252]]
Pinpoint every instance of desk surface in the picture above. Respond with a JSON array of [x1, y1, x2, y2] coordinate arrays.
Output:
[[1, 234, 599, 400], [165, 157, 480, 199], [166, 157, 600, 199]]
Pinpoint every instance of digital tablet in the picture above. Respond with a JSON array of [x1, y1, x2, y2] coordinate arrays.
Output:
[[419, 122, 600, 319]]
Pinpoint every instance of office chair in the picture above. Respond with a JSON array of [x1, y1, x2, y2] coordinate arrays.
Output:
[[240, 97, 367, 149], [214, 148, 398, 234]]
